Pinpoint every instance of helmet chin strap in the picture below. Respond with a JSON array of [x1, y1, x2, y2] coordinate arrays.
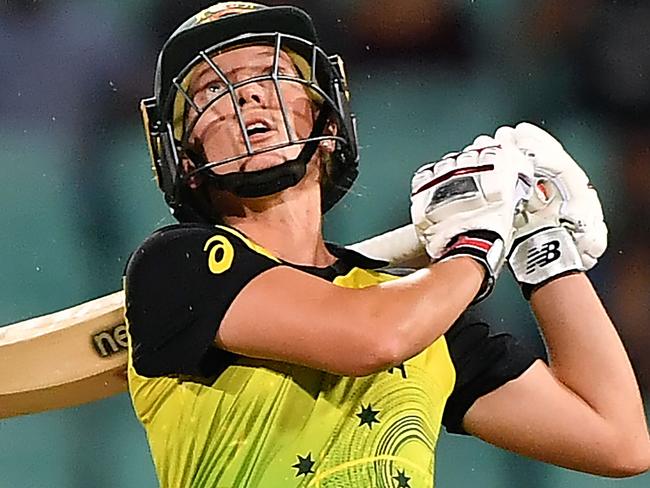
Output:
[[210, 157, 308, 198], [201, 107, 331, 199]]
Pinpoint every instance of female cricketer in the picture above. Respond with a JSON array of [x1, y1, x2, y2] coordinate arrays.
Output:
[[124, 2, 650, 487]]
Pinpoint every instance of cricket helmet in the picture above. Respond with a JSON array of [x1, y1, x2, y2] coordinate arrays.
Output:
[[140, 2, 359, 222]]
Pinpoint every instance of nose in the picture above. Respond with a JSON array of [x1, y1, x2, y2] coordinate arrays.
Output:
[[237, 82, 265, 107]]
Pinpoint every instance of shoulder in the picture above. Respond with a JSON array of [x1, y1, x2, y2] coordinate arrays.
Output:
[[124, 223, 282, 315], [125, 223, 279, 278], [129, 223, 277, 262]]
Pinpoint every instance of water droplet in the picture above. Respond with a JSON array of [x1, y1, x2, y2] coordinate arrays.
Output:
[[109, 80, 117, 92], [365, 45, 370, 51], [36, 266, 41, 272]]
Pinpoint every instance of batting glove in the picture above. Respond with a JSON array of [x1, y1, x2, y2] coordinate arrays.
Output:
[[410, 136, 534, 302], [495, 122, 608, 298]]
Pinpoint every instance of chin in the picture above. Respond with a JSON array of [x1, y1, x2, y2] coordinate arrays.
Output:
[[241, 148, 300, 172]]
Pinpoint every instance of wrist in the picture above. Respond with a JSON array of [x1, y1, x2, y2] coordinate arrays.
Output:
[[527, 269, 584, 299], [432, 254, 486, 303], [509, 226, 584, 299], [440, 230, 506, 303], [439, 254, 486, 280]]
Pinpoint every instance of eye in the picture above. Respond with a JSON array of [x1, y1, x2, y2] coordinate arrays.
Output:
[[194, 82, 226, 105], [207, 82, 225, 94]]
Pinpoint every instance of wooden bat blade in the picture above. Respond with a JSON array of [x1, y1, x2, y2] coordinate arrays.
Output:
[[0, 291, 128, 419]]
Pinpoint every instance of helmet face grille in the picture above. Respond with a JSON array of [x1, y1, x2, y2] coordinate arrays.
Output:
[[166, 34, 350, 176], [142, 8, 359, 221]]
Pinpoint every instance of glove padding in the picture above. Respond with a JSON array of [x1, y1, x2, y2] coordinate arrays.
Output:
[[495, 122, 608, 295], [410, 136, 534, 301]]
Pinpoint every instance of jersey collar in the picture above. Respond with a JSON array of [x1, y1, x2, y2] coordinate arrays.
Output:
[[291, 243, 389, 281]]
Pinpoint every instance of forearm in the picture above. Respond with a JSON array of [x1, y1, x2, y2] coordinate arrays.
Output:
[[365, 256, 484, 363], [531, 273, 650, 447]]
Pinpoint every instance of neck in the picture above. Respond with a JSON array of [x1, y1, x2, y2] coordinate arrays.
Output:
[[219, 168, 336, 267]]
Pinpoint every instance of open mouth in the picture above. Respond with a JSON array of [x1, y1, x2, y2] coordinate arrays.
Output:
[[245, 121, 273, 139]]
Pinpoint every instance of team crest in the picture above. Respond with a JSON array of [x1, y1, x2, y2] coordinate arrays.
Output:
[[194, 2, 263, 26]]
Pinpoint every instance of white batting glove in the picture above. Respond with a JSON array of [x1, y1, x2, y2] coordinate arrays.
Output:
[[495, 122, 608, 297], [410, 136, 534, 302]]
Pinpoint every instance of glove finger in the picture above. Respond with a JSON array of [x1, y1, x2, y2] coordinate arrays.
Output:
[[515, 123, 590, 185], [433, 156, 458, 176], [575, 225, 607, 266], [476, 144, 501, 167], [456, 150, 480, 169], [441, 150, 460, 159], [466, 135, 496, 151], [411, 156, 459, 195], [587, 188, 605, 220], [411, 162, 436, 194], [415, 157, 458, 177], [494, 125, 517, 146], [414, 160, 437, 174], [515, 122, 564, 151], [592, 221, 608, 257], [582, 254, 597, 271]]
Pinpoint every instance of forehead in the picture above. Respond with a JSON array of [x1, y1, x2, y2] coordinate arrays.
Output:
[[193, 44, 294, 79]]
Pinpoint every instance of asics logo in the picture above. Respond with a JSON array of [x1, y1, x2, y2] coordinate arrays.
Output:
[[526, 240, 561, 273]]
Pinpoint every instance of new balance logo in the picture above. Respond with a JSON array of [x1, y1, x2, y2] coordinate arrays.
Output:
[[526, 240, 561, 273]]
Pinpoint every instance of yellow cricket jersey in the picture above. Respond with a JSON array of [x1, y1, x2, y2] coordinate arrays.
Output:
[[124, 223, 536, 488]]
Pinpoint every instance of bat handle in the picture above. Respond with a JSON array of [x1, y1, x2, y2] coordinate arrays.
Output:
[[347, 224, 424, 266]]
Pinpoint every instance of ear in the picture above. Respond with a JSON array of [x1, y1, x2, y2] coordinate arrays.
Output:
[[181, 157, 203, 189], [319, 119, 338, 154]]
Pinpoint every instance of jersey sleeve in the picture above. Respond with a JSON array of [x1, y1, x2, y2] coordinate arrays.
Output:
[[442, 318, 543, 435], [124, 224, 280, 379]]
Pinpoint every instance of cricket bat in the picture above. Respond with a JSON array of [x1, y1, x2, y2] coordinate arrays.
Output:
[[0, 291, 129, 419], [0, 225, 424, 419]]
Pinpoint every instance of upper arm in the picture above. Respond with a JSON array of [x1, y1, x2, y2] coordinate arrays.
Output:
[[216, 265, 391, 375], [124, 224, 279, 378], [125, 224, 395, 379], [462, 360, 643, 477], [442, 319, 540, 434]]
